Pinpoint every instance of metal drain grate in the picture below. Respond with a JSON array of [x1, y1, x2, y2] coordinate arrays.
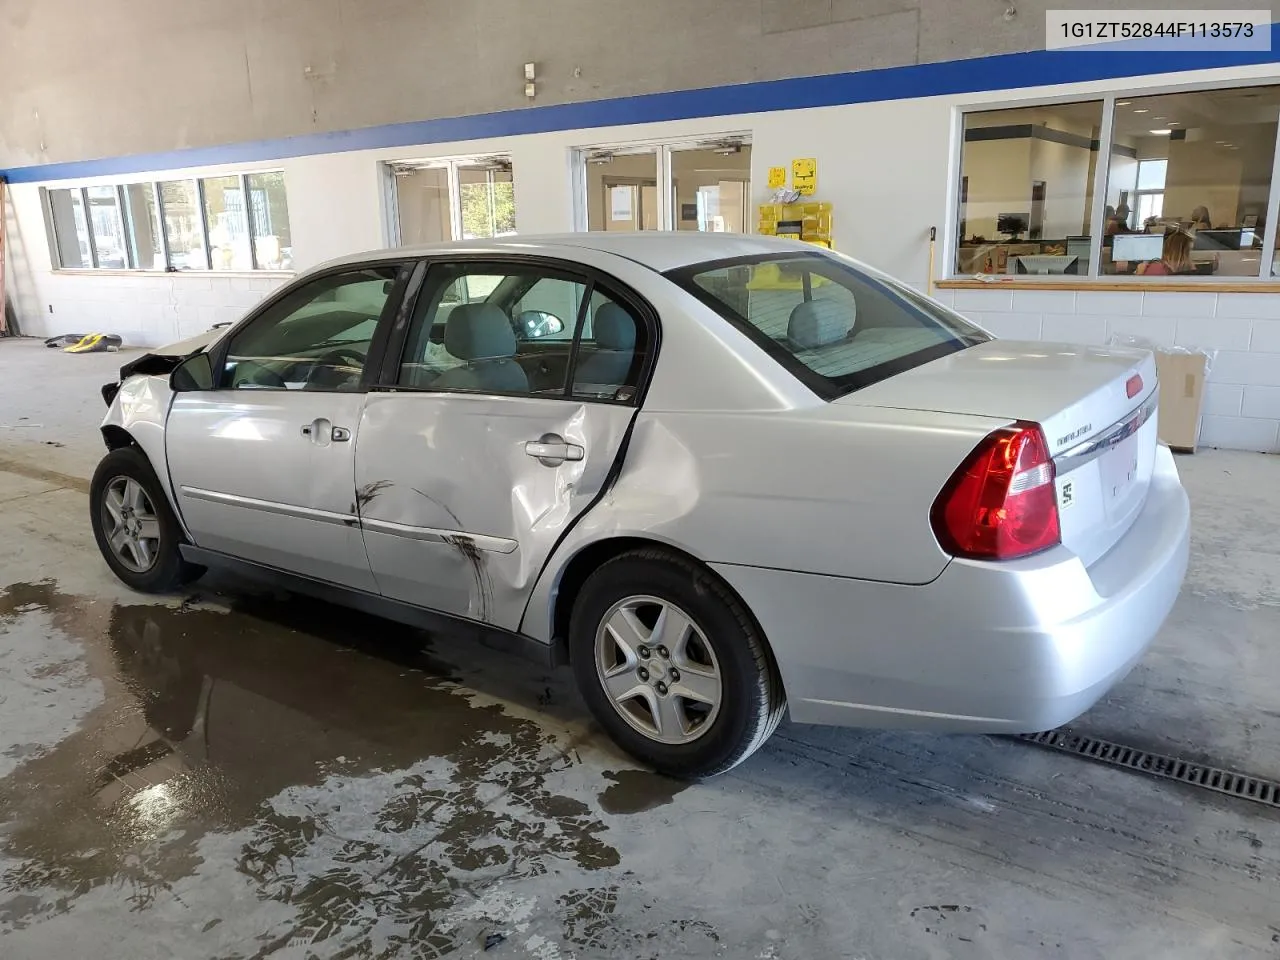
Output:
[[1015, 729, 1280, 809]]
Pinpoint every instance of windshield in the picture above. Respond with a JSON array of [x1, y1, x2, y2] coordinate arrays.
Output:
[[666, 252, 990, 400]]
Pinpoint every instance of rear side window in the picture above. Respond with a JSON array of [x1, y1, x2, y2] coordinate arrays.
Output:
[[667, 253, 989, 399]]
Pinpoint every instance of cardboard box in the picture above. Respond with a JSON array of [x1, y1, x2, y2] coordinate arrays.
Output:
[[1154, 350, 1208, 452]]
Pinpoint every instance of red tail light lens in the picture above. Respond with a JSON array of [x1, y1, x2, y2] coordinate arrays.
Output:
[[1126, 374, 1143, 399], [931, 423, 1060, 560]]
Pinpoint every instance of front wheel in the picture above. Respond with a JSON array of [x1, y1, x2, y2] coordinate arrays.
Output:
[[90, 447, 204, 593], [569, 548, 786, 779]]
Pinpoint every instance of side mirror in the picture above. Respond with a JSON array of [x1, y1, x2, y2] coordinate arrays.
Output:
[[171, 351, 215, 392], [518, 310, 565, 340]]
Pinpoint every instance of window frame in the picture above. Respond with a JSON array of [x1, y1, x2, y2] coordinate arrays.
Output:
[[43, 169, 291, 273], [947, 77, 1280, 283], [373, 254, 661, 407], [205, 259, 416, 394]]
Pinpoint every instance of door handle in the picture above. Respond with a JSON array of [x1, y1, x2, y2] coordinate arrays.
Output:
[[301, 419, 350, 443], [525, 434, 585, 465]]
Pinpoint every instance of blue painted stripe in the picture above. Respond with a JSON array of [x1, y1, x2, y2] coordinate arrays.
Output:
[[5, 24, 1279, 184]]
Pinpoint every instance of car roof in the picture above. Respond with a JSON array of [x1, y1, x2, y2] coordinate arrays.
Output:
[[312, 232, 820, 276]]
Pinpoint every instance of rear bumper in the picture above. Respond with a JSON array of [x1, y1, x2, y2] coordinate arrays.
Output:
[[712, 445, 1190, 732]]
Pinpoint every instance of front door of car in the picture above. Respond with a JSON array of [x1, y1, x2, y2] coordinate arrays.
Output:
[[165, 263, 406, 591], [355, 259, 652, 629]]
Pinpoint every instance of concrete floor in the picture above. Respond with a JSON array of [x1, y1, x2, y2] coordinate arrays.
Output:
[[0, 336, 1278, 959]]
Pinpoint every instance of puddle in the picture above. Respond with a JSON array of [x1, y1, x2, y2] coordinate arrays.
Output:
[[598, 769, 691, 815], [0, 579, 624, 953]]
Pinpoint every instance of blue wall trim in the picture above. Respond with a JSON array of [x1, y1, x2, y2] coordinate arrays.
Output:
[[4, 25, 1278, 184]]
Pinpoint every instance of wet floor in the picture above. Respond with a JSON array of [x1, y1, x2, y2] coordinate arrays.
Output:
[[2, 341, 1280, 957]]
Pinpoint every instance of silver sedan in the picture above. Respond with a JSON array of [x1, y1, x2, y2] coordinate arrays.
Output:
[[90, 233, 1190, 778]]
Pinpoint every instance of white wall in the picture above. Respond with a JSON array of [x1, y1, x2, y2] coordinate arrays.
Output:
[[937, 286, 1280, 453], [6, 60, 1280, 451]]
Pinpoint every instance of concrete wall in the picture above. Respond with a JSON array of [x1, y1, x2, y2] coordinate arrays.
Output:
[[6, 0, 1280, 168]]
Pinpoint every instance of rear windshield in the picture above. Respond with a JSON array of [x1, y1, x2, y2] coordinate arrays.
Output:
[[667, 252, 990, 400]]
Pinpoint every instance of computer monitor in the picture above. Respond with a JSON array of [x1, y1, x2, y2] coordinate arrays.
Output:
[[1016, 255, 1079, 275], [1112, 233, 1165, 262], [1194, 229, 1243, 251], [1066, 236, 1092, 263]]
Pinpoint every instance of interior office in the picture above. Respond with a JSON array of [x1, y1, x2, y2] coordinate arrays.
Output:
[[955, 85, 1280, 278]]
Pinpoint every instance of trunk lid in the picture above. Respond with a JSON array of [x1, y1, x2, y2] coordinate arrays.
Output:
[[839, 340, 1159, 568]]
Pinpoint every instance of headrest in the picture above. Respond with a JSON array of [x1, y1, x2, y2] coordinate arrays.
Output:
[[788, 299, 853, 349], [445, 303, 516, 361], [594, 303, 637, 351]]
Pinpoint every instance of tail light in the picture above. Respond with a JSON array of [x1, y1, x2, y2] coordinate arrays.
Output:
[[931, 423, 1060, 560]]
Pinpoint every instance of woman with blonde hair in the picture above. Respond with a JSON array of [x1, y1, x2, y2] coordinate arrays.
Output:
[[1137, 229, 1194, 275]]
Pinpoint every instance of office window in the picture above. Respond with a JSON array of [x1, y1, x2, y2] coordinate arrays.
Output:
[[1102, 87, 1280, 278], [246, 172, 292, 270], [955, 101, 1103, 277], [124, 183, 163, 270], [585, 151, 660, 232], [47, 171, 292, 272], [202, 175, 252, 271], [47, 189, 92, 268], [953, 84, 1280, 282]]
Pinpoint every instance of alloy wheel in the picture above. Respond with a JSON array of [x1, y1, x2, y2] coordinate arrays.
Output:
[[594, 595, 723, 744], [101, 476, 162, 573]]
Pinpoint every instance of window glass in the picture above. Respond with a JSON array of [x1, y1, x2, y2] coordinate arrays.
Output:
[[48, 189, 92, 268], [123, 183, 163, 270], [247, 172, 292, 270], [670, 145, 751, 232], [586, 152, 660, 231], [161, 180, 206, 270], [398, 266, 584, 396], [223, 266, 399, 391], [457, 163, 516, 239], [1104, 86, 1280, 277], [395, 166, 451, 245], [202, 175, 253, 270], [671, 253, 988, 400], [86, 186, 127, 269], [955, 101, 1103, 276], [571, 293, 646, 402]]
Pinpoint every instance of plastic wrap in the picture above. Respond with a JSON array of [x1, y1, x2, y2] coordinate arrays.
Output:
[[1105, 333, 1216, 381]]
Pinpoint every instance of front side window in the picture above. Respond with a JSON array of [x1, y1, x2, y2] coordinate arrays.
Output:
[[397, 262, 648, 402], [669, 253, 988, 400], [222, 266, 400, 391]]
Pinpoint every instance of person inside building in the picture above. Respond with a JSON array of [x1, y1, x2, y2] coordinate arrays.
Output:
[[1136, 228, 1194, 275], [1191, 205, 1212, 230]]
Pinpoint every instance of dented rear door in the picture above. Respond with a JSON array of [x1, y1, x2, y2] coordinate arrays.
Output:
[[354, 392, 633, 629], [354, 254, 648, 631]]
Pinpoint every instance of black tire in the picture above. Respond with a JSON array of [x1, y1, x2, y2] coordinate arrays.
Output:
[[569, 548, 786, 779], [90, 447, 205, 593]]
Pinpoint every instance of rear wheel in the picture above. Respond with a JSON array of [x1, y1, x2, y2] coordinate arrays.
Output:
[[569, 548, 785, 779], [90, 447, 204, 593]]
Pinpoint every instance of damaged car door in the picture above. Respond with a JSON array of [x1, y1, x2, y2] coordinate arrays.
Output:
[[164, 264, 405, 591], [355, 258, 651, 629]]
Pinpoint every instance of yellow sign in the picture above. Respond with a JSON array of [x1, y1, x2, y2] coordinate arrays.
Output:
[[791, 157, 817, 196], [767, 166, 787, 189]]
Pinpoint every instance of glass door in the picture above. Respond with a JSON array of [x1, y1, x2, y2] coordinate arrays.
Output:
[[583, 150, 660, 231], [389, 157, 517, 245], [670, 143, 751, 233]]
